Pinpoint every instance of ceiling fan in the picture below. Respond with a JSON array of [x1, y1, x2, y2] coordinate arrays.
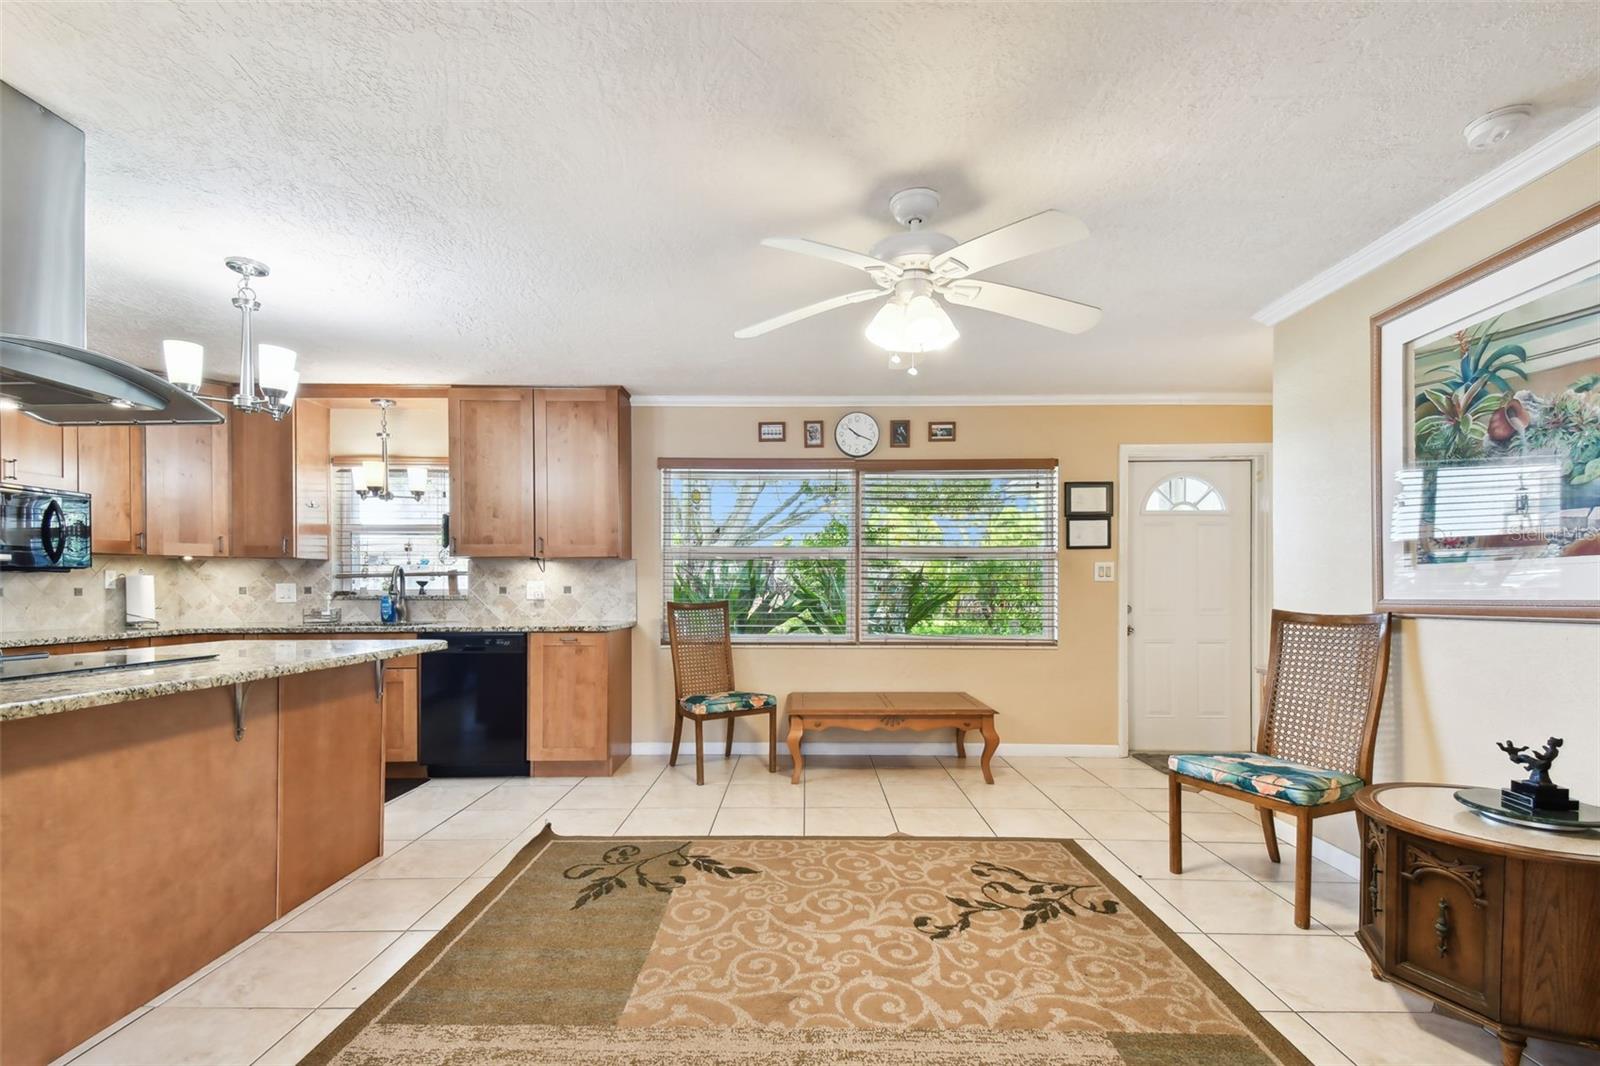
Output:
[[733, 187, 1101, 355]]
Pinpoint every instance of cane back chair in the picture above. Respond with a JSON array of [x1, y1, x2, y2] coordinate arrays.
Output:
[[667, 601, 778, 785], [1167, 609, 1392, 928]]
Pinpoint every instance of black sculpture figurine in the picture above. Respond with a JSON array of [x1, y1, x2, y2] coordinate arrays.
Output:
[[1497, 737, 1579, 813]]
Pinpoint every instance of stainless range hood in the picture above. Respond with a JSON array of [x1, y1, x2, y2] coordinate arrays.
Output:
[[0, 82, 220, 425]]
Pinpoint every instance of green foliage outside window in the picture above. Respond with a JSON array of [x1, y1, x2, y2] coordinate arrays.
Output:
[[666, 469, 1055, 642]]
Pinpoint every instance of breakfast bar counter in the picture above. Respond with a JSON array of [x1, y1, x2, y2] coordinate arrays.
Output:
[[0, 638, 443, 1065]]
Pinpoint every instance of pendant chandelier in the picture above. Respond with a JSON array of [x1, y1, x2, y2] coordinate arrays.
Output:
[[356, 398, 428, 501], [161, 257, 298, 420]]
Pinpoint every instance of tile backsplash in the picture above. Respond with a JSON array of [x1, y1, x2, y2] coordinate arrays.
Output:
[[0, 556, 635, 636]]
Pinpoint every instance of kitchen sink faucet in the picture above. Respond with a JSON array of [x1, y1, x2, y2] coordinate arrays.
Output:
[[388, 564, 408, 623]]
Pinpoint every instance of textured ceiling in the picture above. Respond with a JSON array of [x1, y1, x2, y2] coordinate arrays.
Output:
[[2, 2, 1597, 399]]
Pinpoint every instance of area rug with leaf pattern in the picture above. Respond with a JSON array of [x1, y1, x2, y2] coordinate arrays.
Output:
[[304, 828, 1308, 1065]]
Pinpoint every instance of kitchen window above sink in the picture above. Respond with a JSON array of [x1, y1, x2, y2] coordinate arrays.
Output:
[[333, 465, 468, 598]]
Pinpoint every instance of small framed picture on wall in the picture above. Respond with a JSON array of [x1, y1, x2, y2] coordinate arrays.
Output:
[[889, 419, 911, 447], [928, 421, 957, 442], [1066, 516, 1112, 549], [758, 421, 786, 443], [803, 420, 824, 448], [1065, 481, 1113, 517]]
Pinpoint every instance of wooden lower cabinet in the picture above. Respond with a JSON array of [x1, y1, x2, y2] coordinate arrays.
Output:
[[1358, 785, 1600, 1065], [527, 629, 631, 776], [277, 664, 385, 914], [0, 661, 390, 1064], [0, 680, 281, 1066], [382, 661, 419, 763]]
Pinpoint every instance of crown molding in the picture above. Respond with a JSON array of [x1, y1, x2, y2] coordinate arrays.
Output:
[[631, 392, 1271, 408], [1253, 104, 1600, 326]]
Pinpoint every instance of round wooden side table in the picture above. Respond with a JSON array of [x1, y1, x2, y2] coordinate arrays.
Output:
[[1355, 783, 1600, 1066]]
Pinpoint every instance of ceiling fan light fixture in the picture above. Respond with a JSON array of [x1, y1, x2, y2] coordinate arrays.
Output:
[[865, 292, 958, 353]]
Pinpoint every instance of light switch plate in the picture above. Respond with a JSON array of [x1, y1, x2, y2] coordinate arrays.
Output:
[[1093, 562, 1115, 582], [103, 569, 120, 589], [526, 580, 546, 601], [274, 583, 297, 603]]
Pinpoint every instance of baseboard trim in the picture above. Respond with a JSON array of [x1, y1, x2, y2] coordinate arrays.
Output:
[[630, 741, 1124, 758], [1265, 817, 1362, 879]]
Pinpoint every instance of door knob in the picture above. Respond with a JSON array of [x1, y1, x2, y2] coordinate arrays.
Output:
[[1127, 624, 1135, 635]]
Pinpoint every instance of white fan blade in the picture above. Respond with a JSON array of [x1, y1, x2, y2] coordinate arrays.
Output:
[[929, 210, 1089, 278], [942, 280, 1101, 334], [734, 288, 888, 339], [761, 237, 900, 277]]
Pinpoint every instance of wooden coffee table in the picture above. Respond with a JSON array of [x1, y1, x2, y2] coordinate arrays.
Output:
[[783, 691, 999, 784]]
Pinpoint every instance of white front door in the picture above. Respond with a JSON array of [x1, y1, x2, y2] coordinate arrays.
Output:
[[1128, 460, 1253, 752]]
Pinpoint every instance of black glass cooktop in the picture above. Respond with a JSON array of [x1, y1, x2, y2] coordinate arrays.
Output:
[[0, 647, 219, 682]]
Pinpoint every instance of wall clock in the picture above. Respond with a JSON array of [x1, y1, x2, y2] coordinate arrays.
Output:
[[834, 411, 879, 457]]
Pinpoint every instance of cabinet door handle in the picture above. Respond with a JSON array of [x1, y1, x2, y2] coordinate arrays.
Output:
[[217, 535, 225, 553], [135, 532, 145, 552], [2, 457, 16, 480], [559, 636, 578, 644], [281, 536, 288, 555]]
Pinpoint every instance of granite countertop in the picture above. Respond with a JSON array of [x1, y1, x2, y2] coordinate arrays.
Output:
[[0, 638, 447, 722], [0, 621, 636, 649]]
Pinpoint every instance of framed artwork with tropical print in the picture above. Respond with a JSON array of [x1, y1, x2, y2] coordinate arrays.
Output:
[[1373, 204, 1600, 619]]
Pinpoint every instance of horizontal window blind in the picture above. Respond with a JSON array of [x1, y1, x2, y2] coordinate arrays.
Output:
[[334, 466, 466, 595], [1389, 461, 1564, 543], [860, 468, 1058, 642], [662, 466, 855, 640]]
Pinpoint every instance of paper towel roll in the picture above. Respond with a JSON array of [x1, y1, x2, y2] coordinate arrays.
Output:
[[126, 572, 157, 627]]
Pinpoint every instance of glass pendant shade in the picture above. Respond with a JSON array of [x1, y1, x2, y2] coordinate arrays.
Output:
[[280, 368, 300, 407], [903, 293, 959, 351], [864, 300, 908, 351], [162, 340, 204, 391], [360, 459, 387, 495], [406, 466, 428, 497], [257, 344, 298, 394], [864, 294, 958, 353]]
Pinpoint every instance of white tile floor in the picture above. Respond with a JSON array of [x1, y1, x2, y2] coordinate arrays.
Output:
[[52, 754, 1588, 1066]]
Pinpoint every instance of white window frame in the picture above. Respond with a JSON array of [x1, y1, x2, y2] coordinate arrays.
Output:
[[660, 460, 1060, 647]]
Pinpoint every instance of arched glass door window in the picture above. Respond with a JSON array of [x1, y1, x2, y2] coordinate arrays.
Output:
[[1144, 474, 1226, 513]]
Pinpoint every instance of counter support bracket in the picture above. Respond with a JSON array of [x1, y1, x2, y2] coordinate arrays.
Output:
[[231, 683, 247, 741]]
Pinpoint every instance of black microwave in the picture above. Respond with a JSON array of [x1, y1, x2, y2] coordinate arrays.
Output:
[[0, 484, 92, 570]]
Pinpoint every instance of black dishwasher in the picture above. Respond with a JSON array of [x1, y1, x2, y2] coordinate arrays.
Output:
[[418, 633, 529, 776]]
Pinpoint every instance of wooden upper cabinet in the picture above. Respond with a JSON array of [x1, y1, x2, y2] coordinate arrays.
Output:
[[229, 400, 330, 559], [76, 426, 145, 554], [293, 399, 332, 560], [0, 410, 78, 490], [534, 387, 631, 559], [144, 397, 231, 557], [447, 387, 535, 557], [229, 408, 294, 557]]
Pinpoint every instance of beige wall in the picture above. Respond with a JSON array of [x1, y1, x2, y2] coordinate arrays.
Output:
[[1273, 149, 1600, 855], [629, 403, 1271, 748]]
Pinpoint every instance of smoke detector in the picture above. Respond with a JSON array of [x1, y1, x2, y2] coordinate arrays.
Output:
[[1463, 105, 1532, 151]]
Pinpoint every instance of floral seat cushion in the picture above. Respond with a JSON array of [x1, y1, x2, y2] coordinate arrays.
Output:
[[1167, 752, 1363, 806], [679, 690, 776, 715]]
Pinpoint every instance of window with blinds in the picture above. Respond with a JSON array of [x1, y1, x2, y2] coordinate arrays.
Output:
[[660, 462, 1058, 644], [334, 466, 467, 596], [861, 468, 1058, 642], [661, 466, 855, 640]]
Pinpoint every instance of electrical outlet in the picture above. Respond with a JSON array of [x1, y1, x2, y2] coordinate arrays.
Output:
[[274, 583, 297, 603], [1093, 562, 1115, 582], [526, 580, 546, 601], [103, 569, 120, 589]]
